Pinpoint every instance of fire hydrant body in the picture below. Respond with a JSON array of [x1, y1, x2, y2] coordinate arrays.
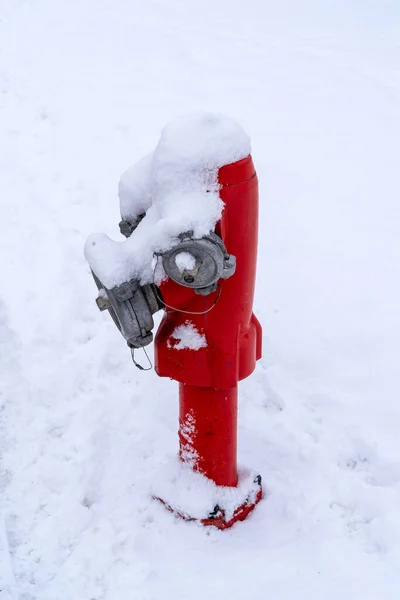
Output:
[[154, 156, 262, 528], [85, 114, 263, 529]]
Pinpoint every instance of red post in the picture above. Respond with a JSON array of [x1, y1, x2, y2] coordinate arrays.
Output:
[[154, 155, 262, 528], [179, 384, 238, 487]]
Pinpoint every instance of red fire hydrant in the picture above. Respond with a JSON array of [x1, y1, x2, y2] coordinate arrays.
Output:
[[85, 114, 263, 529], [154, 155, 262, 529]]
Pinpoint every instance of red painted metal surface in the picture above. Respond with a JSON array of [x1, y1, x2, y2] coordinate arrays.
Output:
[[200, 486, 263, 530], [179, 384, 237, 487], [154, 155, 262, 525]]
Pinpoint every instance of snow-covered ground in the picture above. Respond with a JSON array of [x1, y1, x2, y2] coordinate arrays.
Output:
[[1, 1, 400, 598]]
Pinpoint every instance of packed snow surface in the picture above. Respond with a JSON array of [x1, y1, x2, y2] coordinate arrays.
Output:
[[152, 459, 259, 521], [1, 1, 400, 599], [169, 321, 207, 351], [84, 113, 250, 289]]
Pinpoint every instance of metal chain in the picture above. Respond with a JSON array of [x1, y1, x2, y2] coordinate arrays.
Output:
[[130, 257, 222, 371], [130, 346, 152, 371]]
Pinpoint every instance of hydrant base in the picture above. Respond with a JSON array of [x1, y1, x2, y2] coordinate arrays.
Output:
[[201, 486, 262, 529], [156, 487, 262, 530], [152, 459, 262, 529]]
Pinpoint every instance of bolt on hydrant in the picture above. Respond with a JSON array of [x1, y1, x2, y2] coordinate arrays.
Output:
[[85, 113, 262, 529]]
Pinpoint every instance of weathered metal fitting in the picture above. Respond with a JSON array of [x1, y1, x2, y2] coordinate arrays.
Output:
[[161, 232, 236, 295], [91, 271, 162, 349]]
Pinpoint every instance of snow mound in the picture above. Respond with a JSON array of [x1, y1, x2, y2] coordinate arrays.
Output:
[[85, 113, 250, 289], [169, 321, 207, 350], [152, 458, 260, 522]]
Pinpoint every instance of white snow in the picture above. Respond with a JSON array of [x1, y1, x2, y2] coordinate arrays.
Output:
[[119, 153, 154, 223], [169, 321, 207, 351], [84, 112, 249, 289], [1, 1, 400, 599], [152, 459, 260, 522], [174, 251, 196, 273], [178, 409, 199, 466]]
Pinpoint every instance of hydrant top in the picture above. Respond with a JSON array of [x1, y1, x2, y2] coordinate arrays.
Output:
[[84, 113, 251, 291]]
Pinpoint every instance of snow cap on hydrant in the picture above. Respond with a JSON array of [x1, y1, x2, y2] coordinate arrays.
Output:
[[84, 113, 262, 528], [85, 113, 250, 289]]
